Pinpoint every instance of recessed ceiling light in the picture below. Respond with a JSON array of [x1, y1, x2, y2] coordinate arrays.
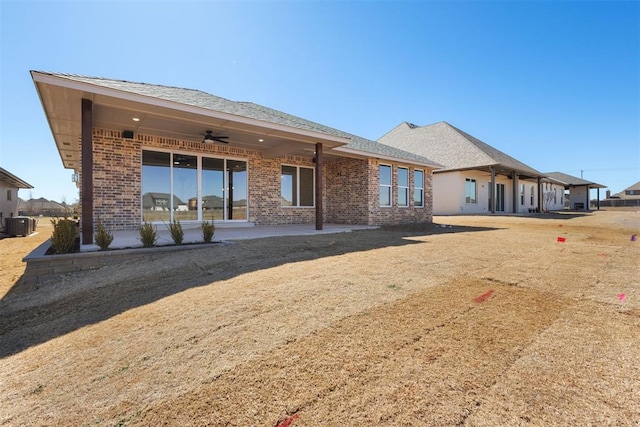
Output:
[[258, 138, 264, 142], [132, 117, 140, 122]]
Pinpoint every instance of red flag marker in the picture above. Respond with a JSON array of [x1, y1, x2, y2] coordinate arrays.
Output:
[[473, 290, 495, 303], [557, 237, 566, 243], [275, 414, 299, 427], [618, 293, 627, 302]]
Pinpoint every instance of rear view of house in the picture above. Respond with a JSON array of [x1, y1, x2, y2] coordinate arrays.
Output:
[[32, 71, 441, 245], [379, 121, 544, 215]]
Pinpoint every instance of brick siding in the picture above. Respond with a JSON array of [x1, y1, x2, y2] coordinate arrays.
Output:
[[82, 128, 433, 232]]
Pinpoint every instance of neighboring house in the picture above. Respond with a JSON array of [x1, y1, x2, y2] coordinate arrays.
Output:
[[379, 121, 545, 215], [543, 172, 606, 211], [0, 167, 33, 226], [599, 180, 640, 208], [32, 71, 441, 245], [18, 197, 69, 217]]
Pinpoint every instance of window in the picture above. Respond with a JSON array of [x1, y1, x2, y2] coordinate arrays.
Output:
[[379, 165, 392, 206], [142, 149, 247, 222], [397, 167, 409, 207], [465, 178, 477, 204], [414, 170, 424, 207], [281, 165, 314, 207], [530, 186, 534, 205], [553, 188, 557, 204], [520, 184, 525, 205], [6, 190, 11, 201]]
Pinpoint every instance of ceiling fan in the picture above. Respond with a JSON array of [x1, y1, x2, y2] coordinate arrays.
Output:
[[202, 130, 229, 144]]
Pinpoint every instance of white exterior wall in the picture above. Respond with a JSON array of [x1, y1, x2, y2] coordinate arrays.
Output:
[[0, 183, 20, 221], [434, 171, 491, 215], [515, 181, 540, 213], [434, 171, 549, 215], [541, 182, 566, 211], [568, 186, 590, 210]]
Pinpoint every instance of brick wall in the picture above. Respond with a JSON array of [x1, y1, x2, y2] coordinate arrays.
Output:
[[365, 159, 434, 225], [85, 128, 433, 231]]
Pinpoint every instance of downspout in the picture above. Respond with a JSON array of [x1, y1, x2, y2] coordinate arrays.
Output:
[[81, 98, 93, 245]]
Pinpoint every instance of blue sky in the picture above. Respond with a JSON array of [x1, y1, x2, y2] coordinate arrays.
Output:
[[1, 0, 638, 203]]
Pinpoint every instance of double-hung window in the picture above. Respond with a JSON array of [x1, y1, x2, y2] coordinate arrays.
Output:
[[397, 167, 409, 207], [465, 178, 477, 204], [379, 165, 392, 207], [281, 165, 314, 207], [414, 170, 424, 207]]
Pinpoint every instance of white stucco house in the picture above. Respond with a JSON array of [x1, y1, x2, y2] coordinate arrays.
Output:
[[543, 172, 606, 211], [379, 121, 546, 215], [0, 167, 33, 227]]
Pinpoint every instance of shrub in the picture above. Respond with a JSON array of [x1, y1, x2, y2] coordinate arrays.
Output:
[[139, 222, 158, 248], [167, 218, 184, 245], [50, 218, 77, 254], [94, 221, 114, 251], [202, 221, 215, 243]]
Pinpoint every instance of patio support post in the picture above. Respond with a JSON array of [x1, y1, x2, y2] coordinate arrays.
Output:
[[490, 166, 496, 214], [537, 176, 542, 212], [81, 98, 93, 245], [597, 188, 600, 210], [315, 142, 323, 230], [512, 171, 519, 213]]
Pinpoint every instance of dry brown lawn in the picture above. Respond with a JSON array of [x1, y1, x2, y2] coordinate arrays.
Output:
[[1, 211, 639, 426]]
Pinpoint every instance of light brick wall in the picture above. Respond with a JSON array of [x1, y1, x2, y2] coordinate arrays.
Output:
[[85, 128, 433, 231], [365, 159, 434, 225]]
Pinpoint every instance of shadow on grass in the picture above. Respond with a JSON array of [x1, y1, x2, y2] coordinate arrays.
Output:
[[0, 223, 499, 359]]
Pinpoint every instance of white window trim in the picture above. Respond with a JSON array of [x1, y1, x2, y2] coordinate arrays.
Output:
[[397, 167, 409, 207], [379, 164, 392, 207], [281, 164, 315, 208], [465, 178, 477, 204], [414, 169, 424, 208]]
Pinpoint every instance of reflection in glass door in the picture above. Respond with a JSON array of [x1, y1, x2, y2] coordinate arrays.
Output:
[[172, 154, 198, 221], [488, 182, 506, 212], [202, 157, 225, 221], [202, 157, 247, 221], [226, 160, 247, 220]]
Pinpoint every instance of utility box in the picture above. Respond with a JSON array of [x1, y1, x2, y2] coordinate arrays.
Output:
[[5, 217, 31, 236]]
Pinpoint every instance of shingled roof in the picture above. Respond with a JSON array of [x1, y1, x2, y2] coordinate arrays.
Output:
[[378, 121, 542, 177], [544, 172, 606, 188], [37, 72, 441, 168]]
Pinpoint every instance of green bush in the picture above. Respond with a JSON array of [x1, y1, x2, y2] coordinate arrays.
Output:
[[50, 218, 77, 254], [201, 221, 215, 243], [139, 222, 158, 248], [94, 221, 114, 250], [167, 218, 184, 245]]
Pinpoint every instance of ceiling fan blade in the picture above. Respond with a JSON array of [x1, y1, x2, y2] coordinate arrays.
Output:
[[212, 137, 229, 144]]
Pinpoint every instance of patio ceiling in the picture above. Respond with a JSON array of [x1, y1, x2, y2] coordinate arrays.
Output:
[[32, 72, 350, 170]]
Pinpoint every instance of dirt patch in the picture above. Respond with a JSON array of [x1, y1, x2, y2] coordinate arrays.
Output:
[[1, 211, 639, 426]]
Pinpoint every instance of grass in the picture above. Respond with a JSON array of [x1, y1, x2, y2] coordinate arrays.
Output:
[[1, 211, 639, 426]]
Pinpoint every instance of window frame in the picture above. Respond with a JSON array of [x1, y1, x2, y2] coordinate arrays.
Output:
[[281, 164, 315, 208], [465, 178, 477, 204], [6, 189, 11, 201], [379, 164, 392, 207], [413, 169, 424, 208], [397, 166, 409, 207]]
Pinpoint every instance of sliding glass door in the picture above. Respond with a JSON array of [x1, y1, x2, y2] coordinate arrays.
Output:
[[142, 149, 247, 223]]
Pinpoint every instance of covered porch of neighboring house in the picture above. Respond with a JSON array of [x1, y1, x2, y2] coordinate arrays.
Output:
[[476, 165, 544, 214], [544, 172, 607, 211]]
